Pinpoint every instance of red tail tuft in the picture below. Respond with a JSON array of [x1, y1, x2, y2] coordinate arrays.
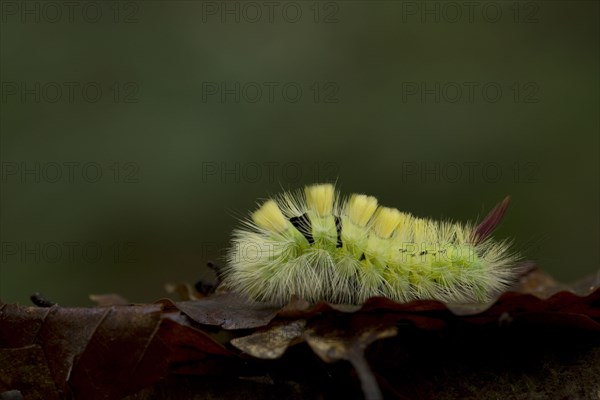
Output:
[[471, 196, 511, 245]]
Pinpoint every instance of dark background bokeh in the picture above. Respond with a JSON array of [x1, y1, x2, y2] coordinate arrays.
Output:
[[1, 1, 598, 306]]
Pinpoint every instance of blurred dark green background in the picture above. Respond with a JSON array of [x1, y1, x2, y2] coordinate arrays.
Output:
[[1, 1, 598, 306]]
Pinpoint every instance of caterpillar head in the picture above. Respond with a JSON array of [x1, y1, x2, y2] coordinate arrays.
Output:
[[223, 183, 518, 306]]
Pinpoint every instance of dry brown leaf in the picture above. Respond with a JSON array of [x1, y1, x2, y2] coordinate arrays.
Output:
[[230, 319, 307, 359], [1, 265, 599, 400], [305, 324, 398, 400], [175, 292, 280, 329], [0, 303, 235, 400], [89, 293, 129, 306]]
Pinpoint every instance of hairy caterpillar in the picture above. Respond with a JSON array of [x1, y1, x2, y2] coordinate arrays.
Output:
[[223, 184, 518, 305]]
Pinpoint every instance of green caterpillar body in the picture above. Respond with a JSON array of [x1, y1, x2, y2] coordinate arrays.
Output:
[[223, 184, 517, 305]]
